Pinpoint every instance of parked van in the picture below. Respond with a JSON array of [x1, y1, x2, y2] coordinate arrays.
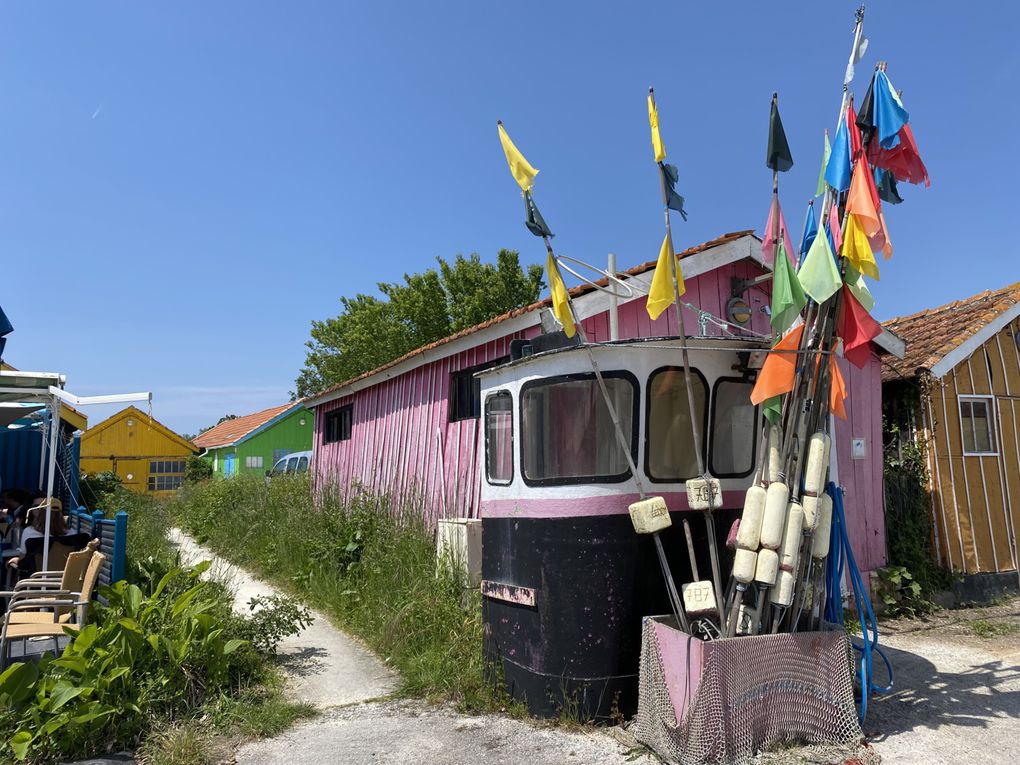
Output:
[[267, 450, 312, 478]]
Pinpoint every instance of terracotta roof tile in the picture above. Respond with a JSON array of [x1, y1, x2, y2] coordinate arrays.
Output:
[[305, 230, 756, 405], [193, 403, 295, 449], [881, 282, 1020, 381]]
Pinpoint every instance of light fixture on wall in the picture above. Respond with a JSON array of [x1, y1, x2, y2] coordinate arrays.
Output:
[[126, 418, 134, 427], [299, 418, 306, 426]]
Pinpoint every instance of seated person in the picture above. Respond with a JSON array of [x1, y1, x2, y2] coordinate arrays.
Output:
[[6, 497, 67, 570]]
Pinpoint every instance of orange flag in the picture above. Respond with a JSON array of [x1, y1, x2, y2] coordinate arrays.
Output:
[[750, 325, 805, 405], [830, 356, 848, 420], [847, 157, 881, 239]]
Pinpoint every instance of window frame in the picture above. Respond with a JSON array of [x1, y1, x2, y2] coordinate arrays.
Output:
[[643, 365, 710, 484], [519, 370, 639, 488], [323, 404, 353, 444], [708, 376, 759, 479], [958, 394, 998, 456], [484, 390, 514, 486], [448, 357, 511, 423]]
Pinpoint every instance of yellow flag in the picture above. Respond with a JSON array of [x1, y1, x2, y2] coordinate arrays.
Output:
[[546, 253, 576, 337], [648, 94, 666, 163], [646, 233, 684, 320], [498, 122, 538, 193], [841, 213, 880, 281]]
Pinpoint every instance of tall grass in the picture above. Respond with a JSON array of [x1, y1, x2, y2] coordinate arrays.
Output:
[[165, 476, 495, 710]]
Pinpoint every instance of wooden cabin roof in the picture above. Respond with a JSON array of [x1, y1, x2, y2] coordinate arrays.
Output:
[[881, 281, 1020, 381], [193, 402, 298, 449]]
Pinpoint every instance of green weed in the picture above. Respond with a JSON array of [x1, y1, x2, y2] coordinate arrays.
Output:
[[969, 619, 1019, 638]]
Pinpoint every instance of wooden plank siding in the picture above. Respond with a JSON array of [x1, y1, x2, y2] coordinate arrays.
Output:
[[924, 319, 1020, 574]]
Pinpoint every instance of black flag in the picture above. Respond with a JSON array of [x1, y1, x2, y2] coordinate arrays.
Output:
[[855, 71, 877, 145], [524, 192, 553, 238], [660, 163, 688, 221], [766, 93, 794, 172]]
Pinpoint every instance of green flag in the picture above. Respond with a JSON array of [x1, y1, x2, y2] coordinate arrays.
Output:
[[798, 227, 842, 303], [770, 239, 806, 334], [763, 396, 782, 424], [845, 262, 875, 313], [815, 130, 831, 197]]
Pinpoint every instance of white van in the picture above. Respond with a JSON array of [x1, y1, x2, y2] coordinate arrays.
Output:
[[267, 450, 312, 478]]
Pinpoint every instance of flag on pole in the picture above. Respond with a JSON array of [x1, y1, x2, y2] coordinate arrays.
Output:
[[523, 193, 553, 238], [827, 204, 843, 254], [497, 122, 539, 193], [844, 262, 875, 313], [824, 116, 852, 192], [847, 158, 882, 238], [647, 233, 684, 321], [830, 356, 848, 420], [762, 198, 795, 267], [870, 123, 929, 186], [874, 167, 903, 205], [648, 92, 666, 163], [847, 99, 863, 159], [799, 202, 818, 263], [798, 227, 842, 303], [771, 238, 806, 335], [842, 214, 880, 281], [660, 163, 688, 220], [837, 285, 883, 368], [766, 93, 794, 172], [751, 324, 805, 406], [873, 71, 909, 149], [763, 396, 782, 425], [546, 253, 576, 338], [815, 130, 831, 197], [0, 306, 11, 363]]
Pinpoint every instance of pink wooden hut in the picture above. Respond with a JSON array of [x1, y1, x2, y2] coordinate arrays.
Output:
[[304, 230, 901, 580]]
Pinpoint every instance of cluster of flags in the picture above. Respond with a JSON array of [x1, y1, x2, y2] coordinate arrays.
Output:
[[646, 91, 687, 322], [753, 65, 928, 420]]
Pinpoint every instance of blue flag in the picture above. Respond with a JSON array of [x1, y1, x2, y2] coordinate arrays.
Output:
[[799, 203, 818, 266], [873, 71, 909, 149], [824, 117, 852, 192]]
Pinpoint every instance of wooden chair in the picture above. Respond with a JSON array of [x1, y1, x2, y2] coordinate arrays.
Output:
[[0, 552, 106, 665], [20, 532, 92, 578]]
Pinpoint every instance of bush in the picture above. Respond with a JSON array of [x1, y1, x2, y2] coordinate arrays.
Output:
[[78, 471, 123, 511], [184, 456, 213, 485]]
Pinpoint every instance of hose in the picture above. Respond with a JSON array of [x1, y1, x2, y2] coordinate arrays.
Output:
[[823, 481, 893, 722]]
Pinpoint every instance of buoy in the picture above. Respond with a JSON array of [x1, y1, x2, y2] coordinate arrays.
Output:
[[811, 493, 834, 559], [628, 496, 671, 535], [769, 570, 796, 606], [754, 548, 779, 586], [803, 432, 830, 496], [726, 518, 740, 551], [779, 501, 804, 571], [759, 483, 789, 550], [732, 547, 757, 583], [736, 485, 766, 550], [802, 493, 819, 531], [768, 424, 783, 483]]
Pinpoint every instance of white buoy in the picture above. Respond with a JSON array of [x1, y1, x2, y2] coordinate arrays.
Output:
[[811, 494, 834, 559], [732, 548, 758, 583], [803, 432, 830, 496], [759, 483, 789, 550], [736, 485, 766, 550], [769, 570, 796, 606], [779, 501, 805, 572], [768, 424, 783, 483], [754, 548, 779, 586], [628, 496, 671, 534], [802, 493, 820, 531]]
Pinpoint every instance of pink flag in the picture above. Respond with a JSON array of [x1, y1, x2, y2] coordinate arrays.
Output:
[[828, 204, 843, 253], [762, 197, 795, 267]]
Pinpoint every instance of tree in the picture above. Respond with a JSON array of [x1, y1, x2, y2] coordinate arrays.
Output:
[[295, 249, 543, 398]]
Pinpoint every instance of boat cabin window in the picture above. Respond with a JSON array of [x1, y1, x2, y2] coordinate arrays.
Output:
[[645, 367, 708, 482], [485, 391, 514, 484], [520, 372, 637, 485], [709, 378, 758, 478]]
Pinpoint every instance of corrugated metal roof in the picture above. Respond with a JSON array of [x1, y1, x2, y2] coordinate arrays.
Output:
[[193, 403, 296, 449]]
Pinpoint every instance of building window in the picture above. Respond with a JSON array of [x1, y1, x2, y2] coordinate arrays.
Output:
[[520, 372, 637, 485], [324, 404, 353, 444], [149, 460, 185, 475], [245, 455, 264, 469], [960, 396, 997, 455], [709, 378, 757, 478], [449, 357, 510, 422], [485, 391, 513, 485], [645, 367, 709, 483], [148, 475, 184, 491]]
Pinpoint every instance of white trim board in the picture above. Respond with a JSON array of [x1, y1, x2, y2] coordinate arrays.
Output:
[[930, 301, 1020, 379]]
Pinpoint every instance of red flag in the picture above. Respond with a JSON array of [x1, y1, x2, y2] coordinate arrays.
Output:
[[869, 123, 930, 187], [847, 99, 863, 160], [837, 286, 883, 368], [750, 325, 805, 405]]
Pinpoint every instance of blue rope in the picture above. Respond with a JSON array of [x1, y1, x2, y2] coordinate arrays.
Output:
[[822, 481, 893, 722]]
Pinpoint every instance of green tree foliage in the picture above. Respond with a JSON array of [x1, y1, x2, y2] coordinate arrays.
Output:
[[295, 250, 544, 397]]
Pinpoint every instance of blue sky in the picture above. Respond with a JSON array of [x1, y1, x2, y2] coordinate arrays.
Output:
[[0, 2, 1015, 435]]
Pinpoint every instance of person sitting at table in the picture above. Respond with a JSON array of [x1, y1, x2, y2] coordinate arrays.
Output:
[[6, 497, 67, 569], [1, 488, 33, 547]]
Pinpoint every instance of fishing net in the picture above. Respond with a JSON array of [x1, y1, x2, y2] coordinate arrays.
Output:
[[634, 616, 867, 765]]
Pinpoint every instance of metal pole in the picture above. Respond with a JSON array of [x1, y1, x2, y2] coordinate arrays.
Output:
[[608, 253, 620, 342], [41, 398, 62, 571]]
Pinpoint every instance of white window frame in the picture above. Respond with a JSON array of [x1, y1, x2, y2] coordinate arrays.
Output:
[[958, 394, 998, 456]]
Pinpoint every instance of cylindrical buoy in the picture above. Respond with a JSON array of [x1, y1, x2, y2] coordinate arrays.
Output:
[[803, 432, 830, 496], [732, 548, 758, 583], [759, 483, 789, 550], [811, 494, 834, 559], [768, 424, 783, 483], [779, 502, 804, 572], [802, 494, 820, 531], [769, 570, 796, 606], [754, 548, 779, 586], [736, 485, 766, 550]]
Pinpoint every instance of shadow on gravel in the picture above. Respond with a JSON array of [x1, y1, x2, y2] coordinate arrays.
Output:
[[864, 643, 1020, 741], [275, 645, 331, 678]]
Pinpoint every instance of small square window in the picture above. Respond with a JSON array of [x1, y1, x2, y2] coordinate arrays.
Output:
[[324, 404, 353, 444]]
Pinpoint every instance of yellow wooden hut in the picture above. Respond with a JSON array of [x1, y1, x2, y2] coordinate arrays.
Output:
[[883, 282, 1020, 584], [80, 406, 198, 495]]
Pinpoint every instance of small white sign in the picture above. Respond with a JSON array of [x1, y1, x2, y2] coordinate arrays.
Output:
[[852, 438, 867, 460]]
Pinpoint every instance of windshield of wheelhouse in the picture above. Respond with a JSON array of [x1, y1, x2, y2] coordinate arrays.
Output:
[[520, 372, 637, 485], [645, 367, 708, 482]]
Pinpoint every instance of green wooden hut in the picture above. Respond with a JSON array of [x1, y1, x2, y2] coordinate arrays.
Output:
[[193, 403, 313, 478]]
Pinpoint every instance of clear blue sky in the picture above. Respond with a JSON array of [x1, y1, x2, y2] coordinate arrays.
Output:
[[0, 2, 1015, 435]]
